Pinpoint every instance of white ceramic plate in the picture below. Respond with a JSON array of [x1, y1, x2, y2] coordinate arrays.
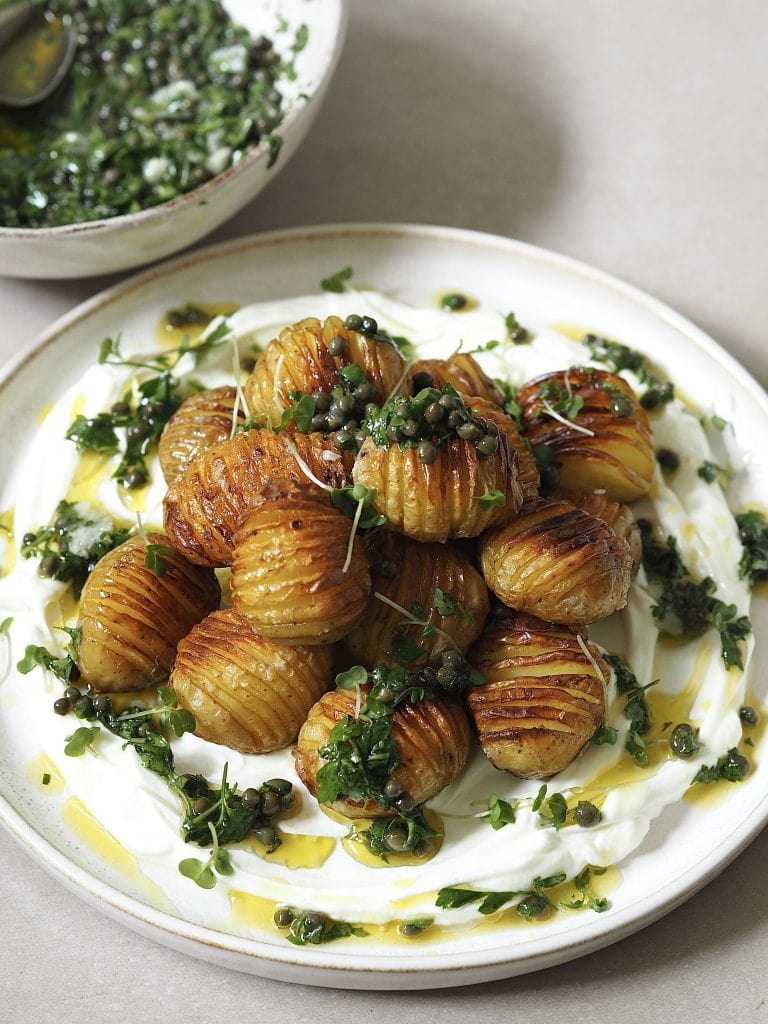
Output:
[[1, 224, 767, 989]]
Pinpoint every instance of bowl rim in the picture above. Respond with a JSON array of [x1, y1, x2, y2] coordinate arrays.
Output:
[[0, 0, 349, 240]]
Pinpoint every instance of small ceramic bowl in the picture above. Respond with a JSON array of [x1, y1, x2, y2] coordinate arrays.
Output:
[[0, 0, 347, 279]]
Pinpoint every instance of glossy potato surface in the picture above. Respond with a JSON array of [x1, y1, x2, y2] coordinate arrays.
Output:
[[479, 496, 633, 625], [170, 609, 334, 753], [77, 533, 221, 692], [352, 431, 523, 542], [294, 685, 472, 817], [230, 487, 370, 644], [468, 613, 607, 778], [552, 487, 641, 574], [466, 395, 540, 500], [345, 532, 489, 667], [409, 353, 504, 406], [518, 368, 654, 502], [158, 386, 246, 485], [244, 315, 406, 423], [163, 428, 351, 567]]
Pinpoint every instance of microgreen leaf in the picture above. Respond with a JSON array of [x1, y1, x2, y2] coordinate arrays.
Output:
[[178, 857, 216, 889], [474, 486, 506, 509], [144, 543, 175, 578], [0, 617, 12, 635], [483, 794, 516, 830], [64, 726, 100, 757], [336, 665, 369, 690]]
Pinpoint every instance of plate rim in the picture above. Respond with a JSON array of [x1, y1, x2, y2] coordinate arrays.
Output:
[[2, 220, 767, 988]]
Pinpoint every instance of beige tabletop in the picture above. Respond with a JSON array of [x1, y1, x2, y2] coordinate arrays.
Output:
[[1, 1, 767, 1019]]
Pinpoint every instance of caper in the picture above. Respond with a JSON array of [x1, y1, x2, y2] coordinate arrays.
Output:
[[364, 401, 379, 419], [333, 429, 353, 449], [510, 327, 529, 342], [394, 792, 414, 813], [574, 801, 601, 827], [360, 316, 378, 336], [399, 922, 425, 937], [640, 389, 661, 411], [242, 787, 262, 810], [670, 723, 699, 759], [476, 434, 499, 457], [610, 395, 634, 418], [313, 391, 332, 412], [273, 907, 294, 928], [254, 824, 278, 848], [63, 685, 82, 702], [400, 419, 419, 438], [739, 705, 759, 726], [417, 440, 438, 464], [310, 415, 327, 433], [53, 697, 70, 716], [239, 355, 256, 372], [446, 409, 464, 428], [385, 826, 409, 852], [123, 468, 148, 490], [485, 421, 499, 436], [376, 686, 397, 705], [73, 696, 93, 719], [371, 558, 398, 579], [22, 532, 36, 547], [192, 797, 211, 815], [436, 665, 459, 689], [261, 790, 281, 817], [656, 448, 680, 473], [353, 382, 374, 402], [386, 423, 400, 442], [344, 314, 363, 332], [126, 421, 151, 441], [178, 773, 198, 793], [411, 371, 434, 392], [441, 650, 463, 668], [325, 413, 344, 432], [441, 293, 467, 312], [301, 912, 326, 933], [424, 402, 444, 424], [456, 422, 480, 441], [328, 335, 346, 357], [730, 752, 750, 778], [266, 778, 293, 796], [337, 394, 356, 416], [38, 555, 59, 578], [383, 778, 403, 800], [438, 393, 458, 411], [93, 693, 112, 715], [279, 792, 295, 811]]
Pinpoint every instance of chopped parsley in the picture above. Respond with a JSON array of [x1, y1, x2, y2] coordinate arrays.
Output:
[[319, 265, 353, 293], [736, 510, 768, 585]]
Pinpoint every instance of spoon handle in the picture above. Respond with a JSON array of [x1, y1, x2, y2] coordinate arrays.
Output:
[[0, 2, 34, 51]]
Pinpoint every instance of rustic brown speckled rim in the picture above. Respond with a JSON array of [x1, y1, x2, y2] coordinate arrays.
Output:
[[1, 223, 767, 989]]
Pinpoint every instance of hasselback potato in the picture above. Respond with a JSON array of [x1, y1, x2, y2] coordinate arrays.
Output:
[[158, 386, 246, 485], [552, 487, 641, 574], [344, 532, 490, 667], [163, 428, 352, 567], [76, 533, 220, 692], [465, 395, 540, 500], [294, 685, 472, 817], [230, 484, 370, 644], [479, 496, 633, 625], [409, 353, 504, 406], [468, 613, 607, 778], [170, 610, 334, 753], [244, 315, 406, 423], [352, 432, 523, 543], [517, 367, 654, 502]]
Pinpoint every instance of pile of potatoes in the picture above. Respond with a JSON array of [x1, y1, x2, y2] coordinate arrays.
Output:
[[72, 313, 656, 818]]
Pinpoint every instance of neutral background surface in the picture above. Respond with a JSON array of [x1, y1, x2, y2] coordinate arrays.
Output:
[[1, 1, 767, 1020]]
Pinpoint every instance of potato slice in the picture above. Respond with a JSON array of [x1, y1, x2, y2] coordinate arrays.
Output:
[[517, 367, 654, 502], [163, 428, 351, 567], [170, 609, 334, 753], [158, 386, 245, 485], [77, 533, 220, 692], [465, 395, 540, 500], [468, 612, 607, 778], [409, 353, 503, 406], [294, 685, 471, 817], [230, 485, 370, 644], [344, 531, 489, 667], [244, 315, 406, 423], [479, 496, 633, 625], [352, 430, 523, 542], [552, 487, 641, 574]]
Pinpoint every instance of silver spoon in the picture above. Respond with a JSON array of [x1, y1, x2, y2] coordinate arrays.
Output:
[[0, 1, 76, 108]]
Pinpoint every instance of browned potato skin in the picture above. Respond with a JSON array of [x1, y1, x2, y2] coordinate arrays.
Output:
[[352, 430, 524, 542], [294, 685, 472, 817], [517, 368, 654, 502], [158, 386, 246, 485], [244, 315, 406, 423], [478, 496, 633, 626], [552, 487, 641, 574], [468, 613, 607, 778], [170, 609, 334, 753], [77, 533, 221, 692], [465, 395, 540, 500], [409, 354, 504, 406], [230, 486, 370, 644], [344, 532, 490, 667], [163, 428, 352, 567]]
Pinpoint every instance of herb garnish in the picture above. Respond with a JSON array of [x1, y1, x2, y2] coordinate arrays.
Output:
[[693, 747, 750, 784], [436, 873, 567, 918], [65, 321, 231, 489], [638, 519, 751, 670], [17, 626, 82, 684], [482, 794, 516, 829], [697, 460, 731, 487], [736, 510, 768, 585], [320, 266, 353, 293], [582, 333, 674, 409], [474, 486, 506, 509], [604, 654, 656, 767], [21, 501, 131, 597], [275, 909, 368, 946]]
